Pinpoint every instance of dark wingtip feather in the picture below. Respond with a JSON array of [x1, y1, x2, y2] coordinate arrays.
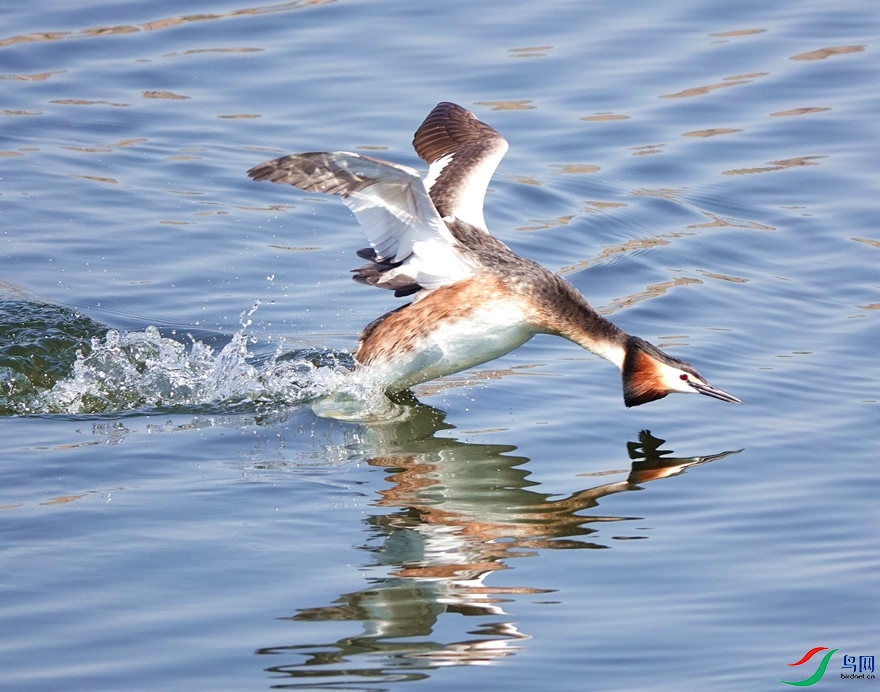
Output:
[[245, 153, 363, 196], [350, 263, 420, 296], [393, 285, 422, 298], [246, 162, 274, 181]]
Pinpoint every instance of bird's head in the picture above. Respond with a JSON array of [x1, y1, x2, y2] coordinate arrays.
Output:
[[621, 336, 742, 407]]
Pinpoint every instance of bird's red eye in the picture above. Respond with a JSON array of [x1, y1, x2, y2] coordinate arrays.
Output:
[[679, 374, 689, 381]]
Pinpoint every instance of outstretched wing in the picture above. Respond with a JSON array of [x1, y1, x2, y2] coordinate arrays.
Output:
[[247, 151, 477, 296], [413, 102, 509, 232]]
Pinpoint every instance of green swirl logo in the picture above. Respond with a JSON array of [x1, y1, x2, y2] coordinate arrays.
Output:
[[780, 647, 839, 686]]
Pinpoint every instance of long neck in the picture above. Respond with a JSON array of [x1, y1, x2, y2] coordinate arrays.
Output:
[[527, 271, 629, 368]]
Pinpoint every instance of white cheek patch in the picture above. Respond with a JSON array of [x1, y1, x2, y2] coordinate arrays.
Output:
[[658, 362, 699, 394]]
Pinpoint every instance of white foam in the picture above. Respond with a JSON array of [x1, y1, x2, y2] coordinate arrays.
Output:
[[26, 306, 394, 420]]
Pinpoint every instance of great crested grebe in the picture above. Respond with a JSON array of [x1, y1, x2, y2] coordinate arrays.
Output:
[[247, 102, 741, 407]]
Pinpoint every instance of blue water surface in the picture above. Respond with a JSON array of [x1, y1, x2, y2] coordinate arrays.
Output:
[[1, 0, 878, 690]]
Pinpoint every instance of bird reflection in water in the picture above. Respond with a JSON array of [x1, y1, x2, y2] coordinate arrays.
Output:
[[257, 399, 741, 687]]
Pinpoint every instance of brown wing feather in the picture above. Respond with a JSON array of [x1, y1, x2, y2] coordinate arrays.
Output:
[[247, 152, 373, 195], [412, 103, 508, 223], [412, 102, 504, 164]]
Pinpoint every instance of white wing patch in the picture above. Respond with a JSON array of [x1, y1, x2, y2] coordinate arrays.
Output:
[[247, 151, 476, 294], [441, 142, 508, 231], [412, 103, 509, 233], [422, 153, 452, 194], [336, 157, 453, 262]]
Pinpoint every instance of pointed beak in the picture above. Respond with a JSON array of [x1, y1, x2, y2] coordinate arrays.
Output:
[[690, 380, 742, 404]]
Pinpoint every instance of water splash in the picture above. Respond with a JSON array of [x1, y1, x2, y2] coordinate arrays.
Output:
[[0, 300, 395, 419]]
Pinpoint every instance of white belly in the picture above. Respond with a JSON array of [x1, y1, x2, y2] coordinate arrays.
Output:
[[366, 301, 536, 391]]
